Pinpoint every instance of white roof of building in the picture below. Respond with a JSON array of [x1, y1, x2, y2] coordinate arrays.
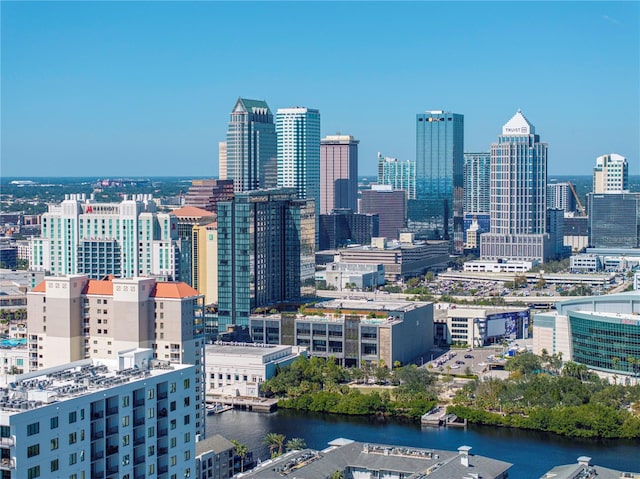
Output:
[[502, 109, 535, 136]]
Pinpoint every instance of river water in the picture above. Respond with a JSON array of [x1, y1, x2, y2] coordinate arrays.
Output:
[[206, 409, 640, 478]]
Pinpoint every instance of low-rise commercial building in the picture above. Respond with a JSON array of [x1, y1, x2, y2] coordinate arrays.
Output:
[[463, 259, 535, 273], [250, 299, 433, 367], [316, 262, 385, 291], [204, 343, 306, 397], [0, 349, 197, 479], [239, 438, 511, 479]]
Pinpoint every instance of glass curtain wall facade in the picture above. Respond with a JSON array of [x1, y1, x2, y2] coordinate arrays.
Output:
[[588, 193, 640, 248], [217, 189, 314, 332], [226, 98, 277, 193], [414, 111, 464, 252], [463, 152, 490, 214]]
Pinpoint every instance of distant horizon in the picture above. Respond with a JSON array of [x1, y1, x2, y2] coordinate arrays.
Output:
[[2, 2, 637, 177]]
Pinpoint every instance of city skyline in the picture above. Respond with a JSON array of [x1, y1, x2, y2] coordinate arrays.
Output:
[[1, 2, 638, 177]]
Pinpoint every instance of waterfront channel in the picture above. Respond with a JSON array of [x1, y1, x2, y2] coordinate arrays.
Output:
[[206, 409, 640, 478]]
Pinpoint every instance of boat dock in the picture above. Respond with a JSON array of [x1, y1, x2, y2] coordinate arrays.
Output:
[[421, 406, 467, 427], [206, 395, 278, 413]]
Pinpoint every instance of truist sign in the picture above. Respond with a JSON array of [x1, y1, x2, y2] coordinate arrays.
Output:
[[503, 126, 528, 134]]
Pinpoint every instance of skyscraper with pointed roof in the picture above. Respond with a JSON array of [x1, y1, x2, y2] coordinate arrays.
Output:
[[226, 98, 277, 192], [480, 110, 553, 262]]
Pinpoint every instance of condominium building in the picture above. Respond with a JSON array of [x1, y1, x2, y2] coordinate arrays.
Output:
[[0, 349, 197, 479], [318, 209, 378, 250], [587, 193, 640, 248], [250, 299, 434, 367], [183, 179, 234, 214], [480, 111, 552, 262], [463, 152, 490, 214], [359, 186, 406, 240], [547, 182, 576, 213], [320, 135, 359, 214], [31, 194, 180, 280], [27, 275, 206, 437], [196, 434, 235, 479], [226, 98, 277, 192], [276, 107, 321, 203], [217, 189, 315, 332], [377, 153, 416, 200], [218, 141, 228, 180], [593, 153, 628, 193], [413, 110, 464, 251]]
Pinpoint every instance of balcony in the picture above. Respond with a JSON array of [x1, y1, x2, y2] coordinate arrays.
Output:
[[106, 465, 119, 475], [91, 451, 104, 461], [133, 436, 145, 446], [91, 430, 104, 440], [91, 411, 104, 420], [157, 391, 168, 400], [0, 458, 15, 470], [158, 428, 168, 437], [106, 426, 118, 436], [133, 398, 144, 408], [134, 455, 145, 465], [106, 445, 119, 456], [106, 407, 118, 416], [0, 437, 14, 447], [158, 465, 168, 474], [133, 416, 145, 427]]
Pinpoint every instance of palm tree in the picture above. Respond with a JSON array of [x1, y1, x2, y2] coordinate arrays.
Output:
[[263, 432, 286, 458], [231, 439, 249, 472], [331, 471, 344, 479], [286, 437, 306, 452]]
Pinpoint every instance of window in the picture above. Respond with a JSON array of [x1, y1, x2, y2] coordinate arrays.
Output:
[[148, 464, 155, 475], [183, 415, 190, 426], [170, 382, 176, 393], [50, 416, 59, 429], [69, 452, 77, 465], [148, 426, 155, 437], [148, 445, 155, 456], [122, 395, 129, 407], [170, 401, 176, 412], [27, 422, 39, 436], [170, 455, 177, 466], [184, 450, 190, 460], [50, 459, 59, 472], [148, 407, 155, 419], [27, 466, 40, 479], [183, 379, 190, 389], [50, 438, 59, 450], [69, 411, 77, 423], [170, 437, 177, 448], [122, 435, 130, 446], [27, 444, 40, 457], [69, 432, 77, 444], [122, 415, 130, 427], [183, 397, 190, 407], [184, 432, 190, 443], [170, 419, 176, 430], [147, 389, 154, 400]]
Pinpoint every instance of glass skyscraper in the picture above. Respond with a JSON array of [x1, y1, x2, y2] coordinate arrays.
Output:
[[377, 153, 416, 200], [414, 110, 464, 252], [480, 110, 551, 262], [226, 98, 277, 192], [463, 152, 490, 214]]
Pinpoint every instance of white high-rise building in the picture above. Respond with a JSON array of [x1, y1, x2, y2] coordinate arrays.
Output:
[[480, 110, 553, 262], [31, 195, 180, 280], [593, 153, 628, 193], [276, 107, 321, 202], [0, 349, 197, 479], [218, 141, 228, 180]]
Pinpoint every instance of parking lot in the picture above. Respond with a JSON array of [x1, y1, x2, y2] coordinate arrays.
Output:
[[428, 346, 509, 378]]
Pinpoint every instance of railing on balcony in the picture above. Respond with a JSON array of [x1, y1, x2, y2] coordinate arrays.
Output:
[[0, 458, 16, 470], [0, 437, 15, 447], [91, 451, 104, 461]]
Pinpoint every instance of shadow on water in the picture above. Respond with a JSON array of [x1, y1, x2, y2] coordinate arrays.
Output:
[[207, 409, 640, 479]]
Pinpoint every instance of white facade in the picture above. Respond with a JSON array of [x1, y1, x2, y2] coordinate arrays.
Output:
[[218, 141, 228, 180], [31, 194, 180, 280], [204, 343, 305, 397], [593, 153, 628, 194], [0, 350, 197, 479], [320, 262, 385, 291], [463, 260, 534, 273]]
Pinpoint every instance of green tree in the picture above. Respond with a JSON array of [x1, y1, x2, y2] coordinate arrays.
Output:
[[263, 433, 286, 458], [331, 471, 344, 479], [286, 437, 306, 451], [230, 439, 249, 472]]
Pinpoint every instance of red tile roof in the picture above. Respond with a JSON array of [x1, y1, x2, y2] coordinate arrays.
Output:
[[83, 280, 114, 295], [151, 282, 201, 299], [31, 282, 46, 293], [172, 206, 215, 218]]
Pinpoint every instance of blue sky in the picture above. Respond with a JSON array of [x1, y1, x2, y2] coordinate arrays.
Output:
[[1, 1, 638, 177]]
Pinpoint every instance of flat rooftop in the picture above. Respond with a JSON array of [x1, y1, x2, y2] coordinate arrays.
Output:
[[318, 298, 431, 313], [205, 342, 293, 358], [0, 353, 190, 415]]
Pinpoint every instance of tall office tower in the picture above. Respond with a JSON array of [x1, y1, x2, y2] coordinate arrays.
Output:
[[31, 195, 180, 280], [0, 351, 197, 479], [173, 206, 218, 303], [360, 186, 407, 240], [377, 153, 416, 200], [319, 209, 379, 250], [593, 153, 628, 193], [463, 152, 490, 214], [320, 135, 359, 214], [480, 110, 552, 262], [28, 275, 206, 437], [217, 189, 315, 332], [276, 107, 321, 200], [183, 178, 235, 213], [226, 98, 277, 192], [218, 140, 228, 180], [547, 182, 576, 213], [588, 193, 640, 248], [414, 110, 464, 252]]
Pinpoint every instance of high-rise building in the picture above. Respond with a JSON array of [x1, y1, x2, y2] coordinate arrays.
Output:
[[414, 110, 464, 251], [463, 152, 490, 214], [480, 110, 552, 262], [547, 182, 576, 214], [0, 350, 197, 479], [588, 193, 640, 248], [320, 135, 359, 214], [217, 189, 315, 332], [218, 140, 228, 180], [360, 186, 406, 240], [31, 195, 180, 280], [226, 98, 277, 192], [183, 179, 234, 214], [593, 153, 628, 193], [377, 153, 416, 200], [27, 274, 206, 436], [318, 209, 379, 250], [276, 107, 321, 202]]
